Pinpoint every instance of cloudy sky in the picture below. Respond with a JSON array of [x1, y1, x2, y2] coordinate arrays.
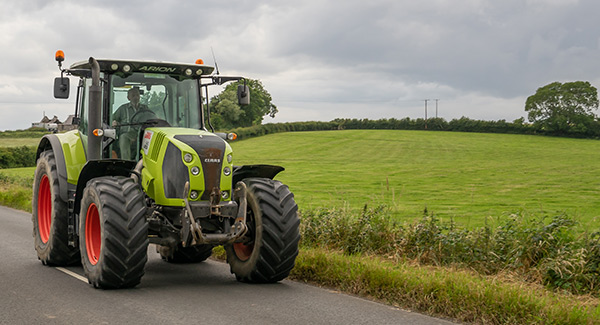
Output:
[[1, 0, 599, 130]]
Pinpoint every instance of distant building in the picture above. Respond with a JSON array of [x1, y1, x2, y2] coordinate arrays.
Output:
[[59, 115, 77, 131], [32, 114, 77, 132], [32, 115, 58, 131], [31, 115, 51, 128]]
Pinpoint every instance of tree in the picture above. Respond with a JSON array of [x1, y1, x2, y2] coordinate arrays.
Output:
[[525, 81, 599, 134], [141, 90, 166, 118], [209, 79, 277, 130]]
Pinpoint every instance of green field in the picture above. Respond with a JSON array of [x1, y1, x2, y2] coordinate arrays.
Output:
[[0, 138, 40, 147], [0, 167, 34, 179], [230, 130, 600, 229], [2, 129, 599, 229]]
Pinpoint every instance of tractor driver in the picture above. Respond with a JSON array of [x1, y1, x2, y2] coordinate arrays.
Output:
[[111, 87, 149, 160]]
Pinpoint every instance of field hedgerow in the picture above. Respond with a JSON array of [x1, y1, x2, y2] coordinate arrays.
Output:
[[300, 205, 600, 296]]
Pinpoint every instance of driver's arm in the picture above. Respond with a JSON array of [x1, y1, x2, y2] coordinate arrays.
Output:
[[112, 106, 125, 127]]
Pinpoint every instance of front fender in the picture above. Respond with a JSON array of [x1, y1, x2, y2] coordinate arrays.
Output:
[[73, 160, 137, 215], [232, 164, 285, 185]]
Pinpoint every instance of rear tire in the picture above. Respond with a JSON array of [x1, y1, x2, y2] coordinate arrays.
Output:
[[159, 244, 213, 263], [79, 176, 148, 289], [32, 150, 79, 265], [225, 178, 300, 283]]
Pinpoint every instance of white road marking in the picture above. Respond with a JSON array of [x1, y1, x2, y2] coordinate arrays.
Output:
[[55, 267, 88, 283]]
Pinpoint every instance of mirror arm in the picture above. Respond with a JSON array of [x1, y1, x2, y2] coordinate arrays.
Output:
[[59, 69, 68, 92], [212, 76, 243, 85]]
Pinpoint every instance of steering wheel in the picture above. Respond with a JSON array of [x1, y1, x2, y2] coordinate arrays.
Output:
[[130, 108, 158, 125]]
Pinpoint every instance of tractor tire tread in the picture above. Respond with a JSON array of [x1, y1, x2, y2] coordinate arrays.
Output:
[[32, 150, 79, 265], [227, 178, 300, 283], [81, 176, 148, 289]]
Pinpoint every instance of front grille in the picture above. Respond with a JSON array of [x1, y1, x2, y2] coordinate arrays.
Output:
[[174, 135, 225, 200]]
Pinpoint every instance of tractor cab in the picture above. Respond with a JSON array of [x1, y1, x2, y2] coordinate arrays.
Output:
[[55, 57, 247, 161]]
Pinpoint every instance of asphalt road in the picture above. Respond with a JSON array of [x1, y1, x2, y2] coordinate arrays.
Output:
[[0, 205, 456, 324]]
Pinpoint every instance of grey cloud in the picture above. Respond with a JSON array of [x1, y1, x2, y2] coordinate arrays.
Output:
[[1, 0, 600, 130]]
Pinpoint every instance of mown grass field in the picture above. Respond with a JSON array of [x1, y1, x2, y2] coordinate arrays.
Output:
[[0, 138, 41, 147], [230, 129, 600, 229], [0, 167, 34, 180]]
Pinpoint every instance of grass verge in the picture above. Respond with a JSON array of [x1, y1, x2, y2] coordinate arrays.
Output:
[[0, 183, 32, 212], [0, 168, 33, 212], [301, 206, 600, 297], [290, 247, 600, 324]]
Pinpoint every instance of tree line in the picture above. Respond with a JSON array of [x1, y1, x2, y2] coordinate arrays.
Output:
[[210, 79, 600, 138], [227, 116, 600, 140]]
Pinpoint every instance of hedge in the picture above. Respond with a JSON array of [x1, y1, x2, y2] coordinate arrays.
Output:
[[0, 146, 37, 169], [0, 128, 50, 138], [226, 117, 600, 140]]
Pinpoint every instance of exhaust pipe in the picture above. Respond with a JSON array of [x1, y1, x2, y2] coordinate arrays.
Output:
[[87, 57, 102, 161]]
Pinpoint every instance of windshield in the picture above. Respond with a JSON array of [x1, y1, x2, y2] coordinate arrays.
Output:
[[107, 72, 204, 160], [109, 72, 203, 130]]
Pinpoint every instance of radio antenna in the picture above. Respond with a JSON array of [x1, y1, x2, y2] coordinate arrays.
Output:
[[211, 47, 220, 75]]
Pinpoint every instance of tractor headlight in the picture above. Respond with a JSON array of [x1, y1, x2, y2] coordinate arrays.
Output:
[[227, 154, 232, 163], [183, 153, 193, 163], [223, 167, 231, 176], [191, 166, 200, 175], [190, 190, 199, 199], [221, 191, 229, 199]]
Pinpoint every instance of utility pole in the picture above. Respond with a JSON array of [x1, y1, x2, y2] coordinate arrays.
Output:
[[423, 99, 429, 129], [435, 99, 439, 118]]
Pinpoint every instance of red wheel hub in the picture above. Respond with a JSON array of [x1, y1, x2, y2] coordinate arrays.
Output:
[[37, 175, 51, 243], [85, 203, 101, 265], [233, 242, 253, 261]]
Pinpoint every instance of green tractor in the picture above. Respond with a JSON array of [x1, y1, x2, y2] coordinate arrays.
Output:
[[32, 51, 300, 288]]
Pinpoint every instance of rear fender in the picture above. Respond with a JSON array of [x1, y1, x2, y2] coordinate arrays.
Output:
[[36, 132, 87, 202], [36, 135, 69, 202]]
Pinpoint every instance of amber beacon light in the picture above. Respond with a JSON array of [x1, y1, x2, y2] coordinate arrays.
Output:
[[55, 50, 65, 62]]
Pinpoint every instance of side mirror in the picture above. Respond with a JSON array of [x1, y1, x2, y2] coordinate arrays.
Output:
[[237, 84, 250, 105], [54, 77, 70, 99]]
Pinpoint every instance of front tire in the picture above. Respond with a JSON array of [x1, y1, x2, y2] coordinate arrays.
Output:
[[32, 150, 79, 265], [225, 178, 300, 283], [79, 176, 148, 289]]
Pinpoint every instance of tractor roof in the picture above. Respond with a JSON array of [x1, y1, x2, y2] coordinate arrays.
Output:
[[68, 59, 215, 79]]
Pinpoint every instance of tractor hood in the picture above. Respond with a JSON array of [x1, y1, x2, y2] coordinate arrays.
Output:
[[139, 127, 234, 207]]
